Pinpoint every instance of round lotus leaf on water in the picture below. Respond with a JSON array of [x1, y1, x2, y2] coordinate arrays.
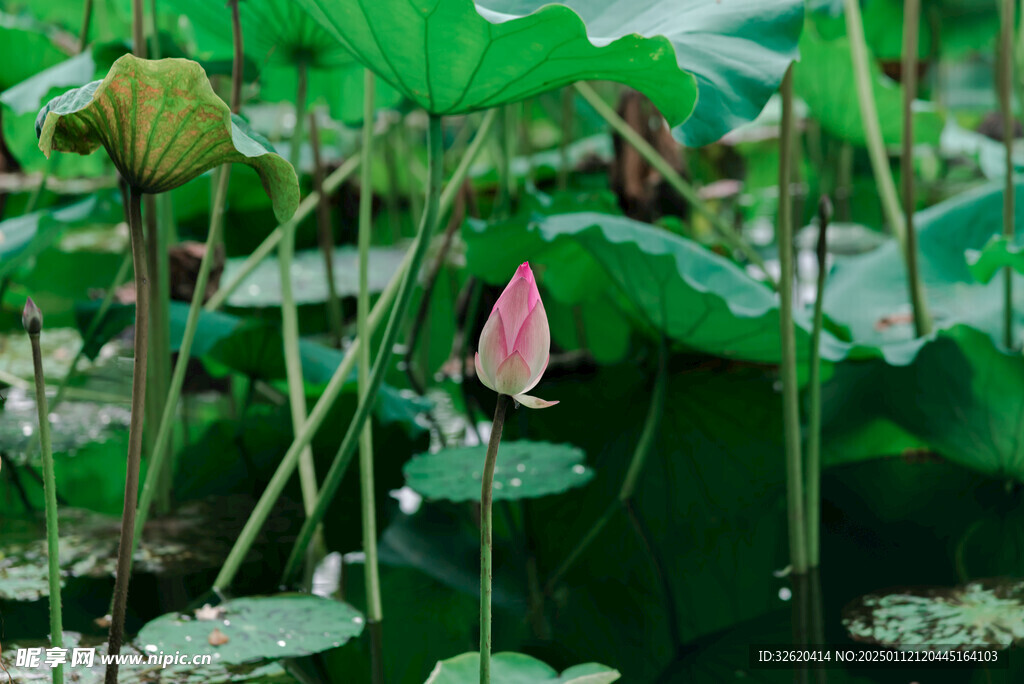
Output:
[[843, 579, 1024, 649], [36, 54, 298, 221], [403, 440, 593, 503], [134, 595, 365, 666], [425, 652, 620, 683]]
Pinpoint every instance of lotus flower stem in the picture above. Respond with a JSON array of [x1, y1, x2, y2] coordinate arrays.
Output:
[[480, 393, 512, 684], [77, 0, 94, 52], [132, 166, 233, 555], [51, 251, 131, 412], [901, 0, 931, 338], [106, 187, 149, 683], [357, 69, 386, 684], [1000, 0, 1016, 349], [24, 298, 64, 684], [310, 112, 345, 348], [805, 197, 832, 570], [278, 114, 446, 586], [546, 338, 666, 593], [843, 0, 932, 336], [228, 0, 243, 113], [214, 111, 493, 592], [291, 61, 308, 173], [558, 86, 574, 192], [145, 194, 173, 514], [778, 67, 808, 575], [574, 81, 771, 283], [131, 0, 145, 58]]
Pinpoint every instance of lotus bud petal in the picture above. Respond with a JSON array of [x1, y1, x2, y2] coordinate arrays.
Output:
[[22, 297, 42, 335], [475, 262, 557, 409]]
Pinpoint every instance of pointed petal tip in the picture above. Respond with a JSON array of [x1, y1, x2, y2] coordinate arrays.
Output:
[[514, 393, 559, 409]]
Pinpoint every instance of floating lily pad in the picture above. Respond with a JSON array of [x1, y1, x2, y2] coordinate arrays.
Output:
[[294, 0, 696, 125], [0, 497, 286, 601], [425, 652, 620, 683], [135, 595, 364, 665], [37, 54, 299, 221], [843, 579, 1024, 650], [0, 386, 130, 462], [403, 440, 592, 502], [220, 245, 407, 307]]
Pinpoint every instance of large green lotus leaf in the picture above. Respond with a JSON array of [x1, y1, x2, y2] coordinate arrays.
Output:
[[0, 13, 66, 91], [792, 23, 944, 147], [36, 54, 299, 221], [293, 0, 697, 125], [425, 652, 619, 684], [478, 0, 804, 146], [823, 181, 1024, 349], [135, 595, 364, 665], [404, 441, 593, 502]]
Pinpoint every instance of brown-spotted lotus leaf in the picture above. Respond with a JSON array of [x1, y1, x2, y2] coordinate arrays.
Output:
[[36, 53, 298, 222]]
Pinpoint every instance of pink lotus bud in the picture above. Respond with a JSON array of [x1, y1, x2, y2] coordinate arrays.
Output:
[[22, 297, 42, 335], [474, 262, 558, 409]]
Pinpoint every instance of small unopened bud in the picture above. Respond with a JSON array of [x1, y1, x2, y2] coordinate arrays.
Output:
[[22, 297, 42, 335]]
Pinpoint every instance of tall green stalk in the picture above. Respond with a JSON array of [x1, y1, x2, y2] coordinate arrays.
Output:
[[546, 338, 666, 592], [132, 167, 232, 551], [78, 0, 94, 52], [309, 112, 345, 347], [24, 299, 63, 684], [279, 115, 445, 585], [574, 82, 771, 282], [106, 188, 149, 683], [357, 69, 385, 684], [1000, 0, 1017, 349], [291, 62, 308, 172], [805, 197, 831, 570], [479, 393, 512, 684], [778, 67, 808, 575], [844, 0, 932, 335]]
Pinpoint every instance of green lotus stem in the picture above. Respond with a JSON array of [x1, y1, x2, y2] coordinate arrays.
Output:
[[132, 0, 145, 58], [212, 245, 411, 593], [480, 393, 512, 684], [545, 337, 666, 593], [503, 104, 518, 209], [204, 153, 362, 312], [805, 197, 831, 570], [558, 86, 574, 191], [901, 0, 931, 338], [279, 114, 445, 586], [777, 67, 808, 575], [25, 303, 64, 684], [145, 194, 173, 514], [51, 250, 132, 412], [292, 61, 308, 173], [356, 69, 385, 684], [106, 188, 149, 683], [132, 166, 233, 553], [78, 0, 94, 52], [309, 112, 345, 347], [278, 181, 321, 519], [1000, 0, 1016, 349], [228, 0, 243, 113], [574, 82, 771, 283]]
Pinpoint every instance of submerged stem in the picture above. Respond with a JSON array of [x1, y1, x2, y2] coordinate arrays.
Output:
[[279, 115, 446, 586], [1001, 0, 1017, 349], [106, 188, 149, 683], [778, 67, 809, 575], [805, 197, 831, 570], [357, 69, 385, 684], [27, 314, 64, 684], [480, 394, 512, 684]]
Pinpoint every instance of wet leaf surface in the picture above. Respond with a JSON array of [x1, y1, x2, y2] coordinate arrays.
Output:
[[404, 440, 592, 502], [425, 652, 619, 683], [135, 594, 364, 665]]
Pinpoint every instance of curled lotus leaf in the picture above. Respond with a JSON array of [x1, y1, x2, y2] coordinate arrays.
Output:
[[36, 53, 298, 222]]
